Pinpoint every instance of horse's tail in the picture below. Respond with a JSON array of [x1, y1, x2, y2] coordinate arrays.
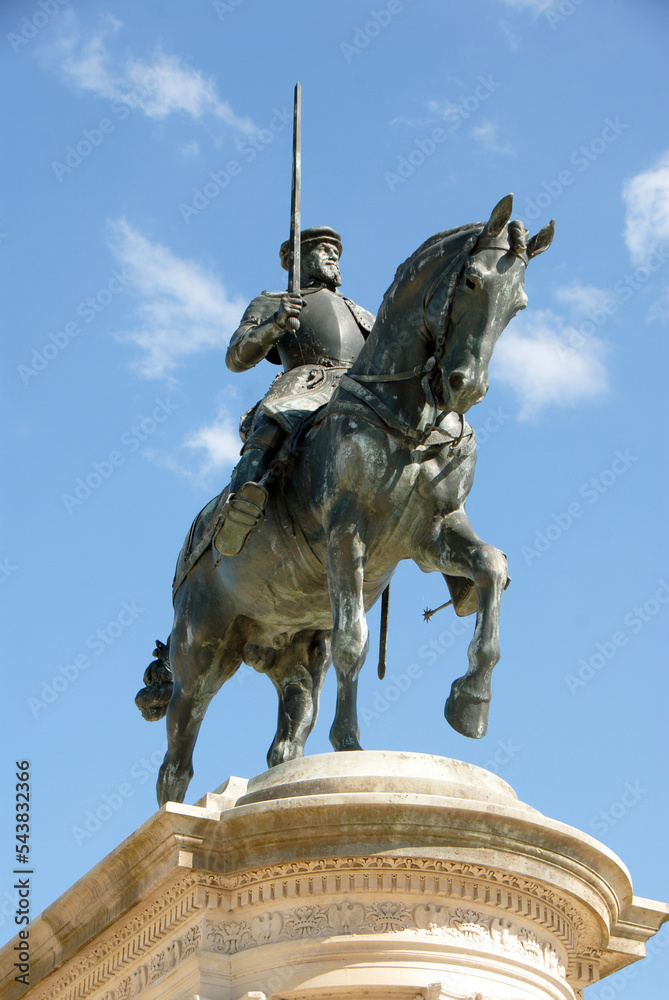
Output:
[[135, 637, 173, 721]]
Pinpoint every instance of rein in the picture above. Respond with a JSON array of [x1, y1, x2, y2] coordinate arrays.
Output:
[[340, 231, 481, 446]]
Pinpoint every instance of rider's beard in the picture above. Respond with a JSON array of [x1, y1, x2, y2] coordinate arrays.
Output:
[[308, 260, 342, 289]]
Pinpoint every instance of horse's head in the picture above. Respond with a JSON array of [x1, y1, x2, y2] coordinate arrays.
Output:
[[428, 194, 554, 413]]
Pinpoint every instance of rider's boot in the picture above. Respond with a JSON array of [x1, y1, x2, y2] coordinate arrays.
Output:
[[214, 416, 283, 558], [214, 481, 268, 557]]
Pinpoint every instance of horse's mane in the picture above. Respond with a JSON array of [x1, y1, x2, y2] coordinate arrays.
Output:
[[375, 219, 529, 330], [375, 223, 484, 328]]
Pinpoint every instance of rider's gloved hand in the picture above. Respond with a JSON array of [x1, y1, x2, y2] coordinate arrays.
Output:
[[275, 293, 305, 330]]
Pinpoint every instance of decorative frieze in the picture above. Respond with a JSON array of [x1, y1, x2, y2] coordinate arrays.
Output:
[[206, 900, 567, 977]]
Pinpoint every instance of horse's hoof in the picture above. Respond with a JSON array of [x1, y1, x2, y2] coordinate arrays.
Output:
[[444, 681, 490, 739], [330, 735, 363, 752], [267, 741, 302, 768]]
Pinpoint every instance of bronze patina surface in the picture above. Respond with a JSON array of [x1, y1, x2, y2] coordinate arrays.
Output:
[[136, 195, 554, 806]]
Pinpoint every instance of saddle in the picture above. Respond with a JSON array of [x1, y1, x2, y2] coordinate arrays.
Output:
[[171, 408, 324, 600]]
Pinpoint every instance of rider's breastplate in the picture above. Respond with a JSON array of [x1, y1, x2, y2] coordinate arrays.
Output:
[[277, 288, 366, 372]]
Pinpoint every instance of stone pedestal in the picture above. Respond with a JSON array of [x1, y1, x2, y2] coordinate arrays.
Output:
[[2, 752, 667, 1000]]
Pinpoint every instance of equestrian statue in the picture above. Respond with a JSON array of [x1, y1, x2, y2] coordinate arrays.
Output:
[[135, 90, 554, 806]]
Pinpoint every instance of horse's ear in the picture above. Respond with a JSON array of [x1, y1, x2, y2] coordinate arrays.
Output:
[[527, 219, 555, 259], [484, 194, 513, 237]]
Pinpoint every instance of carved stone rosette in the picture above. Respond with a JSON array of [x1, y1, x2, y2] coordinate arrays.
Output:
[[1, 753, 667, 1000]]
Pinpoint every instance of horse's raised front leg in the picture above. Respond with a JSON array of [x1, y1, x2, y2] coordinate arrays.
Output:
[[423, 510, 508, 739], [327, 519, 369, 752], [267, 630, 331, 767]]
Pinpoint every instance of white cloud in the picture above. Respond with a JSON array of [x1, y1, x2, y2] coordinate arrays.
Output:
[[499, 20, 521, 51], [498, 0, 554, 12], [647, 288, 669, 325], [554, 282, 611, 315], [623, 151, 669, 266], [182, 409, 241, 478], [107, 218, 247, 378], [470, 119, 514, 155], [148, 406, 241, 485], [428, 97, 458, 120], [390, 115, 433, 129], [43, 11, 255, 130], [491, 309, 608, 420], [178, 140, 200, 158]]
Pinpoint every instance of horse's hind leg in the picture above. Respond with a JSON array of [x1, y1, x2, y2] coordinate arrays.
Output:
[[327, 521, 369, 752], [157, 677, 212, 806], [267, 630, 331, 767], [157, 610, 243, 806]]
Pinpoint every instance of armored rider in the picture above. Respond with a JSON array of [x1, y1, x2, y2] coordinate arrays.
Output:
[[214, 226, 375, 558]]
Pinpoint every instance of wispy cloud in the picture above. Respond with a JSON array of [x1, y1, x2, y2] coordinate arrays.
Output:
[[647, 288, 669, 325], [148, 405, 241, 485], [554, 282, 611, 314], [623, 151, 669, 265], [42, 10, 255, 130], [178, 140, 200, 158], [390, 115, 434, 129], [499, 20, 521, 51], [470, 119, 514, 155], [491, 309, 608, 420], [427, 97, 458, 120], [497, 0, 554, 12], [107, 218, 247, 378]]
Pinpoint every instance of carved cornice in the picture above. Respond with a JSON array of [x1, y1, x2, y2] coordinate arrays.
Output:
[[32, 875, 201, 1000], [96, 926, 200, 1000], [223, 855, 585, 946], [30, 855, 593, 1000]]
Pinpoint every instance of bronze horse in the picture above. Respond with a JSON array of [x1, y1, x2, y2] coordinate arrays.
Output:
[[137, 195, 553, 805]]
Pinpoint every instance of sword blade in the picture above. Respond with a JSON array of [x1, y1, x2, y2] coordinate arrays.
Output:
[[287, 82, 301, 297]]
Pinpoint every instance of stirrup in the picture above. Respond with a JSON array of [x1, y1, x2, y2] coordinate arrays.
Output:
[[214, 482, 268, 558]]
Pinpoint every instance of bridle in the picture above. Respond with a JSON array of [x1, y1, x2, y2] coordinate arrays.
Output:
[[340, 230, 482, 446]]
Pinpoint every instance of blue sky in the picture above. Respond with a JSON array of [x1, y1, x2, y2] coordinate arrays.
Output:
[[1, 0, 668, 993]]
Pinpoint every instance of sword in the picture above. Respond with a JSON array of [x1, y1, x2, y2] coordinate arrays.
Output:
[[285, 82, 301, 333]]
